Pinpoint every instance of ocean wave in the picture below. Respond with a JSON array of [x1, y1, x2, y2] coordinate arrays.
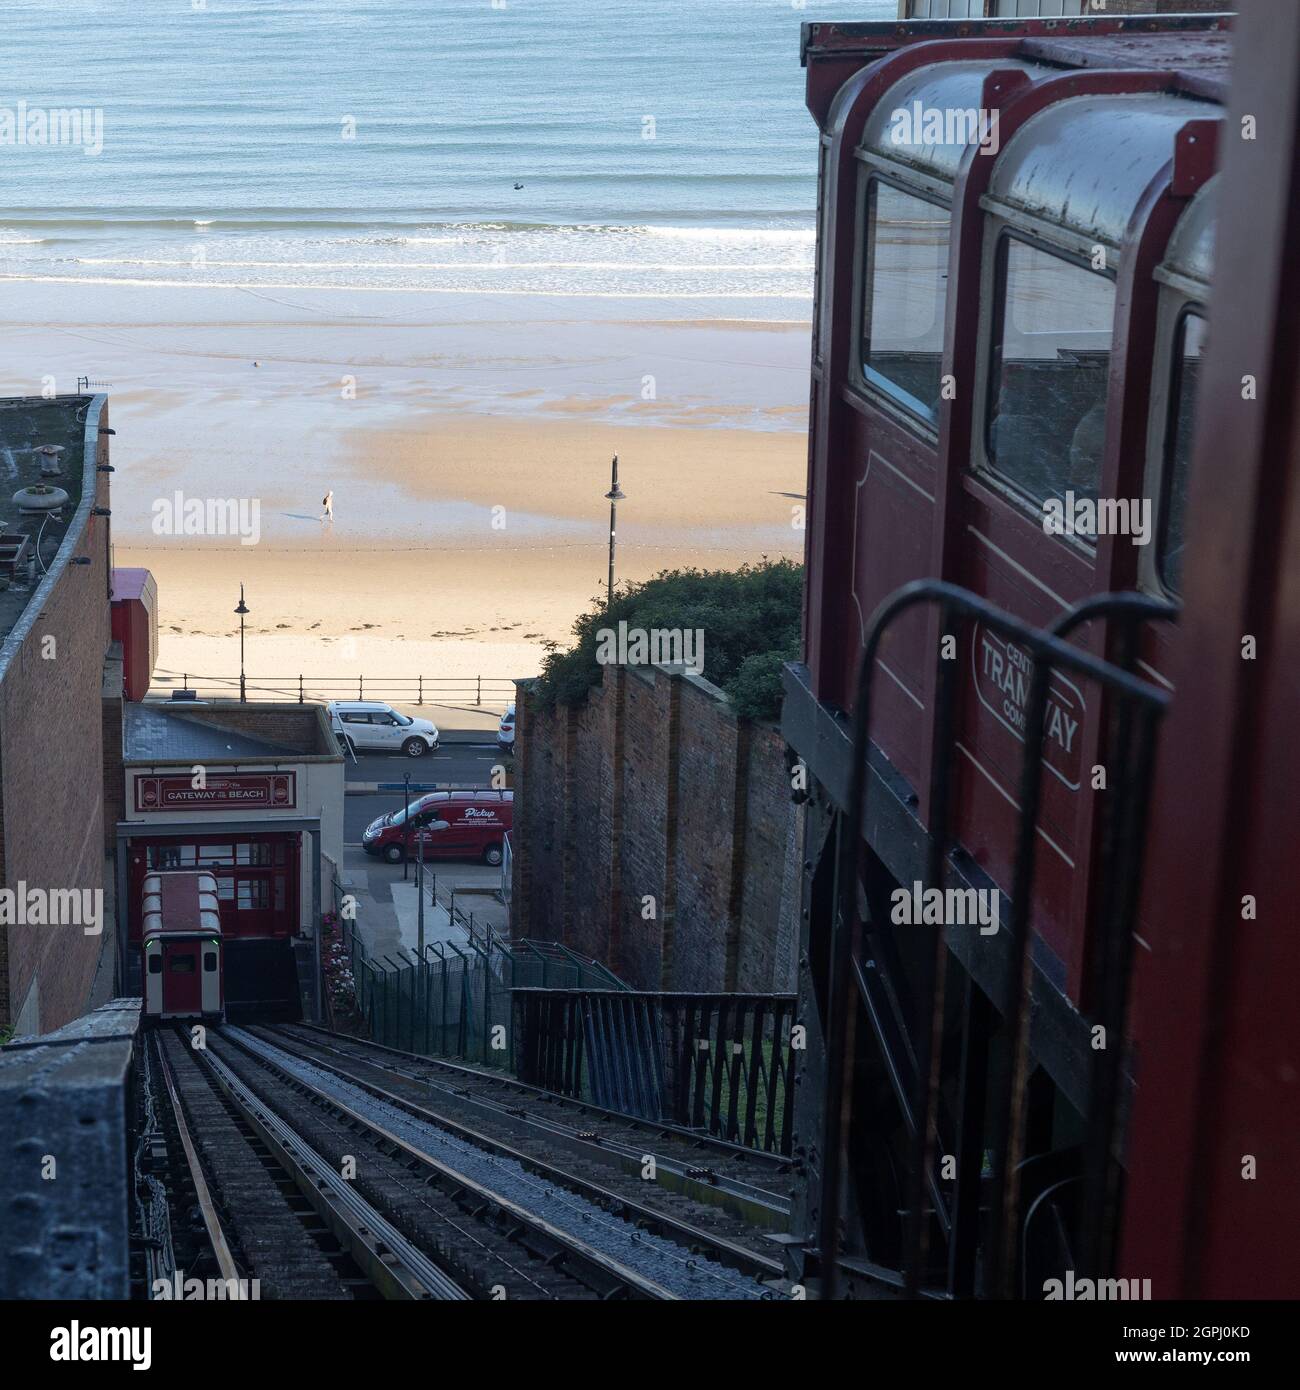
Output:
[[2, 216, 815, 301], [0, 271, 812, 300], [643, 225, 814, 244], [0, 212, 813, 235], [75, 256, 808, 272]]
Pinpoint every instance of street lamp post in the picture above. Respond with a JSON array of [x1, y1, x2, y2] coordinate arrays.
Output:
[[234, 585, 249, 702], [604, 454, 625, 605]]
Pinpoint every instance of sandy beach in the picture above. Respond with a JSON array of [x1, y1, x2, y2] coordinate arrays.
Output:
[[115, 413, 809, 702], [0, 280, 809, 702]]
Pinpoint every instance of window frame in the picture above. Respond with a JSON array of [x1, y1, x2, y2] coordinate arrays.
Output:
[[975, 223, 1120, 547], [1140, 293, 1207, 599], [812, 135, 830, 367], [850, 162, 953, 438]]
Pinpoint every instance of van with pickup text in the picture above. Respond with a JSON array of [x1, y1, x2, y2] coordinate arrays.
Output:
[[362, 790, 513, 866]]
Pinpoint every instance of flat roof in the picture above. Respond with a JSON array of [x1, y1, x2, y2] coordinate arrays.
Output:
[[0, 395, 98, 650], [124, 703, 301, 762]]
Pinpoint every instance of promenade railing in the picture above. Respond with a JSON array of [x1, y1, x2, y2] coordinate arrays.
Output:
[[146, 671, 518, 711]]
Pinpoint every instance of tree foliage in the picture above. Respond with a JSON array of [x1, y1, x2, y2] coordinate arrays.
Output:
[[531, 559, 803, 722]]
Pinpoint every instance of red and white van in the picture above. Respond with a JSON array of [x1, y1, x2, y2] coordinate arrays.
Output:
[[362, 790, 513, 866]]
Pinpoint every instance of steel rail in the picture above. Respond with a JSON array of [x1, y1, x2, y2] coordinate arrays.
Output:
[[217, 1029, 689, 1300], [154, 1033, 243, 1290], [283, 1021, 792, 1176], [195, 1043, 471, 1300], [253, 1025, 785, 1282], [268, 1025, 791, 1228]]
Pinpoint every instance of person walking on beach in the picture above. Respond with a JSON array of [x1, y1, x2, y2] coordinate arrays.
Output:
[[321, 490, 334, 523]]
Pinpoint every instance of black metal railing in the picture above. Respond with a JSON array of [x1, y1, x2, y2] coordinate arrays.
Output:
[[358, 939, 627, 1070], [817, 580, 1176, 1300], [513, 989, 796, 1154]]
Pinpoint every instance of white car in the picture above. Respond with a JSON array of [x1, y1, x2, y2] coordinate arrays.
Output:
[[498, 701, 516, 752], [327, 701, 439, 758]]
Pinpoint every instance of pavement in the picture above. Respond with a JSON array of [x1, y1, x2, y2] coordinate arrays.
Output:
[[341, 845, 508, 962]]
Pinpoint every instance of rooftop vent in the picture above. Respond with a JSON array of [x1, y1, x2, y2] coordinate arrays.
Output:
[[13, 483, 69, 515], [34, 444, 65, 478]]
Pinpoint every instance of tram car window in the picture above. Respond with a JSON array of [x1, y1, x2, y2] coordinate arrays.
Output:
[[860, 180, 951, 424], [1144, 173, 1215, 598], [985, 236, 1115, 530], [1159, 311, 1205, 593]]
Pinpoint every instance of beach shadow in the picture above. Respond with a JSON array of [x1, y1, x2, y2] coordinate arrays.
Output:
[[281, 511, 325, 523]]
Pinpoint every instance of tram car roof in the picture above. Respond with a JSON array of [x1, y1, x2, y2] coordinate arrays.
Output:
[[141, 870, 222, 940], [989, 93, 1218, 254], [802, 16, 1233, 101], [857, 61, 1221, 261], [1157, 171, 1217, 297]]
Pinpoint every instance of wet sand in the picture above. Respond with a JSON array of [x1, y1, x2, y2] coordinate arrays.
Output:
[[0, 280, 810, 693]]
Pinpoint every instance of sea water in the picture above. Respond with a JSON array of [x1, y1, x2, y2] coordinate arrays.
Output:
[[0, 0, 892, 318]]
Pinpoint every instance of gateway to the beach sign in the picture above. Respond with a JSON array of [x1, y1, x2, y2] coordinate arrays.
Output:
[[134, 773, 297, 812]]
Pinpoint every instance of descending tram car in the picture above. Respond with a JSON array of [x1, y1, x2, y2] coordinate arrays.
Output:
[[784, 10, 1299, 1299], [142, 872, 224, 1024]]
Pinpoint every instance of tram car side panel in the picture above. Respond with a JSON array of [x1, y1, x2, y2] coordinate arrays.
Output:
[[841, 406, 935, 795], [1119, 4, 1300, 1295], [784, 16, 1244, 1297]]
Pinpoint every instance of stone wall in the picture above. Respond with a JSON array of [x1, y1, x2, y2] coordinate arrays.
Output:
[[511, 664, 799, 993], [0, 399, 113, 1034]]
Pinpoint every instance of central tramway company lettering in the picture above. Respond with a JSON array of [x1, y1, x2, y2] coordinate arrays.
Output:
[[979, 636, 1079, 756], [972, 625, 1086, 790]]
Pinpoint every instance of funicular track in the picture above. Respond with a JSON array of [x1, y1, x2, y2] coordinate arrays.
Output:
[[146, 1018, 784, 1298], [208, 1026, 775, 1298], [150, 1029, 375, 1299], [255, 1022, 792, 1278]]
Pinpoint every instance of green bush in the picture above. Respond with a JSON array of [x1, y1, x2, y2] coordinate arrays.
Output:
[[532, 559, 803, 722]]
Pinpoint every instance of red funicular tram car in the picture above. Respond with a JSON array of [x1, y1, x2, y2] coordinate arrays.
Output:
[[784, 8, 1299, 1300], [142, 871, 224, 1024]]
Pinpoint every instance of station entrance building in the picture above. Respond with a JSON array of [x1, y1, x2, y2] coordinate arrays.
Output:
[[114, 700, 344, 1020]]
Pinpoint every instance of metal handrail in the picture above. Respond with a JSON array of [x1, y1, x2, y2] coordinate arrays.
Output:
[[818, 579, 1175, 1301]]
